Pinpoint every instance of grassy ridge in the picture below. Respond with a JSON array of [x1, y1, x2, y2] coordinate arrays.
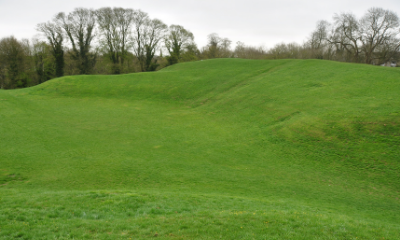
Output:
[[1, 59, 400, 239]]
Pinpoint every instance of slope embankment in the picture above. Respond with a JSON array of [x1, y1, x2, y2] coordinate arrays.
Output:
[[1, 59, 400, 239]]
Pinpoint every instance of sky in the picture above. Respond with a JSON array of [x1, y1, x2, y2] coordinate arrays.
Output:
[[0, 0, 399, 49]]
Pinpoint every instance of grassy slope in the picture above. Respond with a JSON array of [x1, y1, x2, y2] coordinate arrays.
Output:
[[0, 59, 399, 239]]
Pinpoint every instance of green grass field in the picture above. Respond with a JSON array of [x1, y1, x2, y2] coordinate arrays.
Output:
[[1, 59, 400, 239]]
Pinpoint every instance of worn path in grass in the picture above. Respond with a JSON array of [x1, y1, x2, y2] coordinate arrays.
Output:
[[1, 59, 400, 239]]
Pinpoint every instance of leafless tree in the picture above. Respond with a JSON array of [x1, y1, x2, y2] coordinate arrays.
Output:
[[268, 42, 289, 59], [206, 33, 220, 58], [234, 41, 267, 59], [56, 8, 97, 74], [37, 21, 65, 77], [286, 42, 302, 59], [374, 34, 400, 64], [204, 33, 232, 59], [96, 7, 135, 73], [307, 20, 330, 59], [131, 10, 167, 71], [327, 13, 363, 62], [131, 10, 148, 71], [359, 7, 400, 64]]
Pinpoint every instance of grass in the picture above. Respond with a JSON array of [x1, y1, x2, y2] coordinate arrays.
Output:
[[0, 59, 399, 239]]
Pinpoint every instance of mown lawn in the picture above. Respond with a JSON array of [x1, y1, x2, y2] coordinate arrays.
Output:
[[1, 59, 399, 239]]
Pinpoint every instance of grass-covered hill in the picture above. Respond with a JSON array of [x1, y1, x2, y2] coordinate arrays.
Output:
[[1, 59, 400, 239]]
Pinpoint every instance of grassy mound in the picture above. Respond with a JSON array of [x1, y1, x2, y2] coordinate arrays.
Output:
[[1, 59, 399, 239]]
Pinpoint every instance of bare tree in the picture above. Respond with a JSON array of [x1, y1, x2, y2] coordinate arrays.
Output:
[[204, 33, 232, 59], [132, 11, 167, 71], [359, 7, 400, 64], [220, 37, 232, 58], [144, 19, 168, 71], [327, 13, 363, 62], [56, 8, 97, 74], [268, 42, 290, 59], [234, 41, 267, 59], [327, 9, 400, 64], [131, 10, 148, 72], [286, 42, 302, 59], [307, 20, 330, 59], [374, 34, 400, 64], [206, 33, 220, 58], [164, 25, 194, 65], [37, 21, 65, 77], [96, 7, 134, 74]]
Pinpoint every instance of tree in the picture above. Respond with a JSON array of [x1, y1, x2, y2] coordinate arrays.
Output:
[[286, 42, 302, 59], [131, 10, 148, 72], [37, 21, 65, 77], [96, 7, 135, 74], [132, 11, 167, 72], [373, 34, 400, 64], [234, 41, 267, 59], [326, 13, 363, 62], [307, 20, 330, 59], [164, 25, 194, 65], [0, 36, 29, 89], [220, 37, 233, 58], [325, 9, 400, 64], [268, 42, 289, 59], [57, 8, 97, 74], [206, 33, 220, 58], [143, 19, 168, 71], [203, 33, 232, 59], [359, 7, 400, 64], [32, 39, 55, 83]]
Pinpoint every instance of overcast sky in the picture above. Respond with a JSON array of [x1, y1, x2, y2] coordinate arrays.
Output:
[[0, 0, 399, 49]]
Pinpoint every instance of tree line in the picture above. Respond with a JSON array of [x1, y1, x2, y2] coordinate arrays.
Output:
[[0, 7, 199, 89], [276, 7, 400, 64], [1, 7, 399, 89]]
